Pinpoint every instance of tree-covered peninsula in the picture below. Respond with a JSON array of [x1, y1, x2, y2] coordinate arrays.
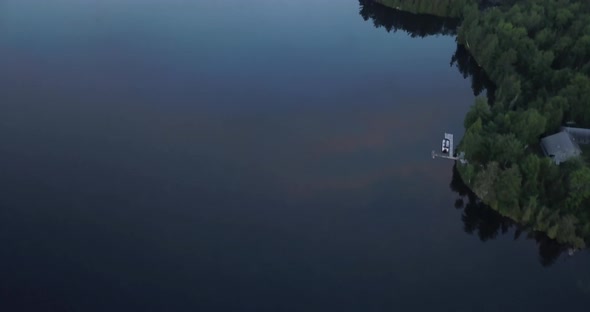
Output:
[[371, 0, 590, 248]]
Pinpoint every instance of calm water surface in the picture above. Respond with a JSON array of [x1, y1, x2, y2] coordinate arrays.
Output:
[[0, 0, 589, 311]]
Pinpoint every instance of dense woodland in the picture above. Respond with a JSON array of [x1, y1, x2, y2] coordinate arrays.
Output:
[[370, 0, 590, 248]]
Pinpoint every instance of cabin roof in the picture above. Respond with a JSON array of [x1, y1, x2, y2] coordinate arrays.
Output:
[[562, 126, 590, 144], [540, 131, 581, 164]]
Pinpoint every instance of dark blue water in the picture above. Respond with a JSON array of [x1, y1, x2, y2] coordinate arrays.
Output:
[[0, 0, 588, 311]]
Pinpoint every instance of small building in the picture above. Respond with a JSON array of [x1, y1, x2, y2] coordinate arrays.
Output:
[[540, 131, 582, 164], [562, 127, 590, 145]]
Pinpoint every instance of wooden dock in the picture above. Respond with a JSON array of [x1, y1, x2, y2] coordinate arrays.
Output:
[[432, 133, 467, 164], [431, 150, 459, 160], [445, 133, 454, 156]]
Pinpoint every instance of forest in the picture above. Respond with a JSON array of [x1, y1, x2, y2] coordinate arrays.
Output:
[[372, 0, 590, 248]]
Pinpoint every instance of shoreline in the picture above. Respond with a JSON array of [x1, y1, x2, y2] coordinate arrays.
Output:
[[373, 0, 589, 248]]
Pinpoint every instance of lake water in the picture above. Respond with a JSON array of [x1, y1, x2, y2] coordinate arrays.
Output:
[[0, 0, 589, 311]]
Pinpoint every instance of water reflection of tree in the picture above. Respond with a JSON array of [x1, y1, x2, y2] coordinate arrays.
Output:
[[358, 0, 460, 38], [450, 164, 568, 267], [359, 0, 495, 102], [450, 44, 496, 104]]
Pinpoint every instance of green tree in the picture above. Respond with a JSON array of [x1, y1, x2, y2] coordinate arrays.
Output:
[[555, 7, 574, 29], [473, 162, 500, 205], [494, 166, 522, 217], [508, 109, 546, 145], [520, 154, 541, 197], [566, 166, 590, 211], [543, 95, 568, 132], [522, 196, 538, 223], [561, 74, 590, 125], [490, 134, 524, 167], [464, 97, 491, 129], [462, 119, 489, 163]]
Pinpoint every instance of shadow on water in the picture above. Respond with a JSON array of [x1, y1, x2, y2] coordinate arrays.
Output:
[[450, 163, 569, 267], [359, 0, 496, 103], [358, 0, 569, 267], [450, 44, 497, 104], [358, 0, 459, 38]]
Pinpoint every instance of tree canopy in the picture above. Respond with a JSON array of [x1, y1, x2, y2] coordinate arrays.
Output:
[[370, 0, 590, 247], [456, 0, 590, 247]]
